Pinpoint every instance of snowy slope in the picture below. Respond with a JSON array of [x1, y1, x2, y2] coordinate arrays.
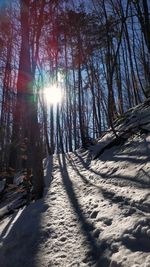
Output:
[[91, 98, 150, 160], [0, 101, 150, 267]]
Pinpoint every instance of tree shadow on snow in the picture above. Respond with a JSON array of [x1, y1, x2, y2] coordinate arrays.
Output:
[[58, 153, 110, 267], [73, 148, 150, 189], [66, 153, 92, 186], [0, 155, 54, 267], [66, 153, 150, 215]]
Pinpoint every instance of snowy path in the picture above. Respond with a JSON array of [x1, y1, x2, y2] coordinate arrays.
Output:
[[40, 153, 105, 267], [0, 149, 150, 267]]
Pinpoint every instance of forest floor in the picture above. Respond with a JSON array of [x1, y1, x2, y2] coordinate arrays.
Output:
[[0, 129, 150, 267]]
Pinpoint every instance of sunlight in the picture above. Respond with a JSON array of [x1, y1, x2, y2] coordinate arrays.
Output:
[[43, 84, 63, 105]]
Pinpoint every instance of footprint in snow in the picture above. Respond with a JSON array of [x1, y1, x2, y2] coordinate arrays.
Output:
[[123, 207, 136, 217], [103, 218, 113, 226], [50, 196, 57, 201], [122, 218, 150, 252], [93, 203, 99, 209], [97, 217, 113, 226], [59, 254, 66, 258], [90, 210, 99, 219], [60, 236, 67, 242], [93, 228, 101, 239], [39, 228, 54, 242]]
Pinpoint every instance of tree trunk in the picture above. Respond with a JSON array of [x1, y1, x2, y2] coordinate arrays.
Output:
[[10, 0, 44, 198]]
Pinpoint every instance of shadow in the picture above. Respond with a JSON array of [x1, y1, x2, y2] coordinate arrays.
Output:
[[67, 153, 148, 211], [110, 174, 150, 189], [72, 150, 108, 179], [106, 155, 149, 165], [122, 218, 150, 252], [66, 154, 91, 186], [74, 150, 91, 168], [0, 213, 17, 239], [95, 136, 150, 164], [71, 159, 148, 191], [73, 146, 150, 189], [123, 236, 150, 252], [140, 168, 150, 183], [0, 155, 54, 267], [58, 153, 110, 266], [65, 153, 150, 215]]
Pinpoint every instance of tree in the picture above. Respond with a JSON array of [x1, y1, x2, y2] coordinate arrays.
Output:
[[9, 0, 44, 199], [133, 0, 150, 55]]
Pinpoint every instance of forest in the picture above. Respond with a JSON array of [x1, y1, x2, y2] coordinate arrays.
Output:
[[1, 1, 150, 267], [0, 0, 150, 199]]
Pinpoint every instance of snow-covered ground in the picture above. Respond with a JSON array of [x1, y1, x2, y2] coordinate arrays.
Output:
[[0, 102, 150, 267]]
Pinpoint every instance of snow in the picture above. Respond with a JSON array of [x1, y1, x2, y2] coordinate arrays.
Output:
[[0, 101, 150, 267]]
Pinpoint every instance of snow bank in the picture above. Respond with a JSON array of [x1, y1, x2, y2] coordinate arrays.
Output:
[[0, 100, 150, 267]]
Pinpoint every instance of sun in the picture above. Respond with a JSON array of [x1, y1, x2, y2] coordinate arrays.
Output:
[[43, 85, 63, 105]]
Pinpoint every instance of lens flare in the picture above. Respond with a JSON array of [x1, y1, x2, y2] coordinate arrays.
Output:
[[43, 84, 63, 105]]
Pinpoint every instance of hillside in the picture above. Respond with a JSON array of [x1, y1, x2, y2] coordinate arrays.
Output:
[[0, 99, 150, 267]]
